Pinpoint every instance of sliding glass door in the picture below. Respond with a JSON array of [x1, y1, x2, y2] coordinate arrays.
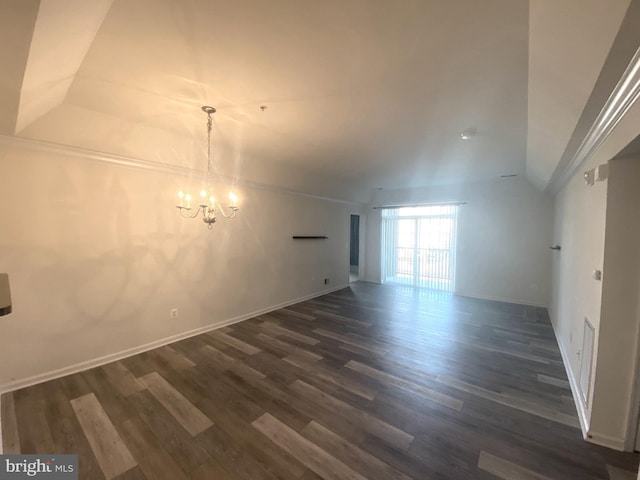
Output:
[[381, 205, 458, 291]]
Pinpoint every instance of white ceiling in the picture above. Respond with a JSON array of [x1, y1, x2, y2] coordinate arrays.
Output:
[[0, 0, 635, 202]]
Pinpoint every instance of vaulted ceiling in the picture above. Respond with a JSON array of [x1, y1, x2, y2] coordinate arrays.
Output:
[[0, 0, 636, 202]]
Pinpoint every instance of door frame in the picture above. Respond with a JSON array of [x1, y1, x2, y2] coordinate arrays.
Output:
[[349, 212, 365, 282]]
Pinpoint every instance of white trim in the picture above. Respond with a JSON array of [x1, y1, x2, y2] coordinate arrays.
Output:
[[626, 309, 640, 452], [373, 201, 468, 210], [351, 282, 547, 308], [355, 285, 547, 308], [454, 291, 547, 309], [549, 46, 640, 195], [587, 432, 627, 451], [0, 134, 366, 207], [0, 284, 349, 394], [555, 329, 590, 438], [0, 134, 200, 177], [552, 319, 628, 451]]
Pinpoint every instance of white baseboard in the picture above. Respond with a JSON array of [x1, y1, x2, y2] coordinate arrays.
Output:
[[454, 290, 547, 308], [552, 320, 627, 451], [554, 329, 590, 437], [361, 284, 548, 308], [0, 284, 349, 394], [587, 431, 627, 451]]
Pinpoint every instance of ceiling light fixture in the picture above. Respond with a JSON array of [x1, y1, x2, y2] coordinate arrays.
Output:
[[460, 127, 477, 140], [176, 106, 239, 229]]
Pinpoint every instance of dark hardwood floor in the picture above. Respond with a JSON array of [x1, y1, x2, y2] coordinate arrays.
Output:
[[2, 282, 638, 479]]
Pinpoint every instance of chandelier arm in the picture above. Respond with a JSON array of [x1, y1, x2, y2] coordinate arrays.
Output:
[[216, 204, 239, 218], [177, 206, 203, 219]]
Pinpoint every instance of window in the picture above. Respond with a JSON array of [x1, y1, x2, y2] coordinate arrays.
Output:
[[381, 204, 458, 291]]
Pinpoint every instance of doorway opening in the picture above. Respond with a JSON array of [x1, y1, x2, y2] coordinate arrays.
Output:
[[350, 214, 360, 283], [381, 204, 458, 291]]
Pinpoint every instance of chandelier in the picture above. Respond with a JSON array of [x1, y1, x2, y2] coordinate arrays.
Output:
[[176, 106, 239, 229]]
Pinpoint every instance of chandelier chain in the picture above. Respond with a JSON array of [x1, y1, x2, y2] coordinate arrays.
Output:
[[206, 111, 213, 186], [175, 105, 239, 227]]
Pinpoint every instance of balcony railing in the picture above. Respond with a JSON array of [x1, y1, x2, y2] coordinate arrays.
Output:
[[387, 247, 452, 290]]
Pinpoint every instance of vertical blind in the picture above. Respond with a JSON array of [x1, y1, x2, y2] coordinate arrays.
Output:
[[381, 204, 459, 291]]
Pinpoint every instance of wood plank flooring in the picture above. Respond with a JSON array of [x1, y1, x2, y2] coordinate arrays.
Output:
[[2, 283, 639, 479]]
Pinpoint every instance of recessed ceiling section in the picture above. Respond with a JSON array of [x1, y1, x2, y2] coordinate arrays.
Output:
[[12, 0, 529, 197], [17, 0, 640, 199]]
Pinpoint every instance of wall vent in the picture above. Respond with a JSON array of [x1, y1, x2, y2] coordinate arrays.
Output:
[[579, 317, 595, 405]]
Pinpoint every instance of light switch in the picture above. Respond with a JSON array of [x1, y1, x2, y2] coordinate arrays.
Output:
[[593, 270, 602, 281]]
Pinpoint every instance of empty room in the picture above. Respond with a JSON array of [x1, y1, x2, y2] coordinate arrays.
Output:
[[2, 0, 640, 479]]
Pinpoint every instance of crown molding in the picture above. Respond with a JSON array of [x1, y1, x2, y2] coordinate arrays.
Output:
[[0, 134, 201, 177], [0, 134, 366, 207], [547, 46, 640, 195]]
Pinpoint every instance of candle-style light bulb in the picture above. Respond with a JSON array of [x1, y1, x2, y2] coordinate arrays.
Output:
[[209, 196, 215, 206], [185, 194, 191, 209], [200, 190, 207, 205], [229, 191, 238, 207], [178, 190, 184, 207]]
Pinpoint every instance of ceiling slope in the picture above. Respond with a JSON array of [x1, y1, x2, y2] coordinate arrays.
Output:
[[546, 0, 640, 193], [15, 0, 113, 133], [526, 0, 630, 191], [0, 0, 39, 134]]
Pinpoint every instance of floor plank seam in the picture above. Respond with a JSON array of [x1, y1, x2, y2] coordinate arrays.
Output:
[[3, 284, 638, 480]]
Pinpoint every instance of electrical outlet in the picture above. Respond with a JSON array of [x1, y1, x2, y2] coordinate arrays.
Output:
[[170, 308, 178, 319]]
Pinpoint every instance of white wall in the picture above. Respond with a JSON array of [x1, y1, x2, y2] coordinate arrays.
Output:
[[0, 142, 354, 390], [549, 153, 608, 432], [591, 157, 640, 448], [364, 177, 553, 307], [550, 154, 640, 450]]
